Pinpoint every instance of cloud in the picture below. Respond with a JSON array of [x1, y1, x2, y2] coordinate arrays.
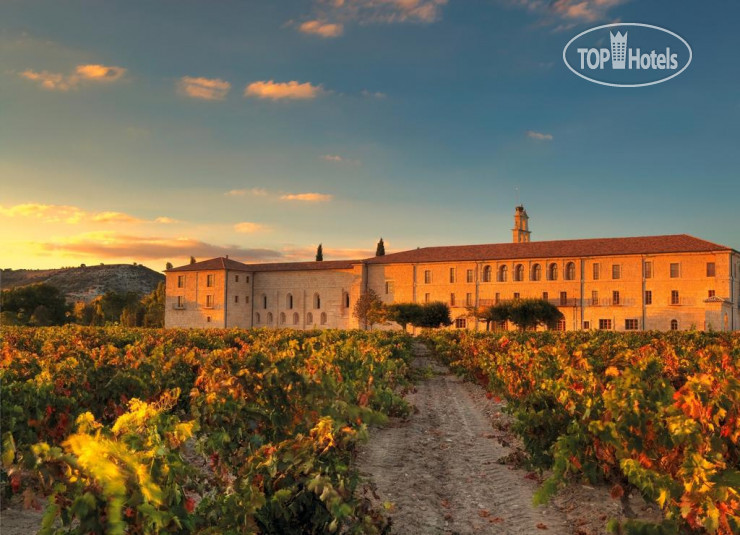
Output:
[[361, 89, 387, 99], [234, 222, 267, 233], [280, 245, 374, 262], [526, 130, 553, 141], [19, 64, 126, 91], [307, 0, 448, 27], [507, 0, 628, 24], [154, 216, 179, 224], [321, 154, 360, 165], [245, 80, 326, 100], [299, 20, 344, 37], [0, 203, 176, 225], [91, 211, 143, 224], [38, 232, 285, 263], [225, 188, 269, 197], [279, 193, 334, 202], [178, 76, 231, 101]]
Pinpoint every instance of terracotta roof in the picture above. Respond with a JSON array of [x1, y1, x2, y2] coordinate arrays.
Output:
[[167, 257, 359, 273], [365, 234, 731, 265], [167, 257, 256, 272]]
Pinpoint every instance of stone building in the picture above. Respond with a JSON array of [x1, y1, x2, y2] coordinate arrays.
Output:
[[165, 207, 740, 332]]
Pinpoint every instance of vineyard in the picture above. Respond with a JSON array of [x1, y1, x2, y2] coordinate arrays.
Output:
[[423, 330, 740, 534], [1, 327, 415, 534]]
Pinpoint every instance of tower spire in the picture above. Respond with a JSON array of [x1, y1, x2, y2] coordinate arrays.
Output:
[[512, 205, 531, 243]]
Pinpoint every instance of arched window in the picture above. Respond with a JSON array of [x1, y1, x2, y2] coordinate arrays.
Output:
[[531, 263, 542, 281], [320, 312, 327, 325], [293, 312, 299, 325], [514, 264, 524, 282], [287, 293, 293, 309], [267, 312, 273, 325], [548, 263, 558, 281], [306, 312, 314, 324], [279, 312, 286, 325], [482, 265, 492, 283], [255, 312, 261, 324], [498, 265, 508, 282], [314, 293, 321, 309], [565, 262, 576, 281], [262, 294, 268, 309], [670, 319, 678, 331], [343, 292, 350, 308]]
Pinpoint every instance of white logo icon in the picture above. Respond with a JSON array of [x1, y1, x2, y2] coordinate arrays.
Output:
[[610, 31, 627, 69]]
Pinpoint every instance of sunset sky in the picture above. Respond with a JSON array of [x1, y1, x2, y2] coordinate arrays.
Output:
[[2, 1, 738, 271]]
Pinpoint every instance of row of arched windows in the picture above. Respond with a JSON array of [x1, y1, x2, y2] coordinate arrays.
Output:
[[481, 262, 577, 282], [254, 311, 328, 326], [259, 291, 350, 311]]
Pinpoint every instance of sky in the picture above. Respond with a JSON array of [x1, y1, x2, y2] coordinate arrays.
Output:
[[1, 0, 738, 271]]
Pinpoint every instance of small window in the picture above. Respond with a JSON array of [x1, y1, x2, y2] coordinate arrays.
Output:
[[466, 269, 474, 283], [256, 312, 261, 323], [645, 290, 652, 305], [599, 318, 612, 330], [565, 262, 576, 281], [482, 265, 492, 283], [177, 275, 185, 288], [343, 292, 350, 308], [706, 262, 716, 277], [449, 268, 456, 283], [450, 293, 456, 306], [644, 261, 653, 279], [542, 291, 549, 301], [612, 264, 621, 280], [267, 312, 273, 325], [234, 295, 239, 304], [245, 296, 249, 304], [385, 281, 394, 294], [306, 312, 313, 324], [235, 275, 239, 282], [670, 319, 678, 331], [498, 265, 508, 282], [708, 290, 715, 298], [279, 312, 286, 325], [560, 291, 567, 306], [556, 319, 566, 332], [548, 263, 558, 281], [314, 293, 321, 309], [293, 312, 299, 325], [583, 321, 590, 330], [424, 293, 430, 303], [612, 290, 620, 306], [592, 263, 600, 280], [176, 295, 185, 308], [465, 293, 473, 306], [514, 264, 524, 282], [262, 295, 268, 309], [513, 292, 520, 299], [455, 318, 467, 329], [287, 293, 294, 309], [625, 318, 639, 330], [671, 290, 680, 305], [424, 270, 432, 284], [670, 263, 680, 278], [206, 316, 211, 323], [205, 295, 214, 308], [531, 264, 542, 281], [495, 292, 500, 305], [207, 274, 215, 287], [320, 312, 327, 325], [591, 290, 599, 306], [246, 276, 250, 283]]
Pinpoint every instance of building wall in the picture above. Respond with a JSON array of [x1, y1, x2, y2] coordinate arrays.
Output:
[[165, 269, 227, 328], [225, 270, 253, 329]]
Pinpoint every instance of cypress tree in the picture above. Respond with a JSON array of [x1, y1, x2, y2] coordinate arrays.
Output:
[[316, 244, 323, 262], [376, 238, 386, 256]]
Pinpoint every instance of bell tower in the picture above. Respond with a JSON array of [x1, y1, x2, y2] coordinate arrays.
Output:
[[512, 205, 531, 243]]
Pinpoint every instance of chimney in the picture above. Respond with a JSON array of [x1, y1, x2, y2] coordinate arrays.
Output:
[[512, 205, 531, 243]]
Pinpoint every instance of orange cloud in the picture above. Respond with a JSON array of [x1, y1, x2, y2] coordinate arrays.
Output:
[[75, 64, 126, 81], [234, 222, 267, 233], [178, 76, 231, 101], [225, 188, 269, 197], [299, 20, 344, 37], [510, 0, 627, 24], [154, 216, 179, 224], [244, 80, 325, 100], [19, 64, 126, 91], [0, 203, 175, 225], [18, 70, 73, 91], [279, 193, 334, 202], [91, 211, 143, 224]]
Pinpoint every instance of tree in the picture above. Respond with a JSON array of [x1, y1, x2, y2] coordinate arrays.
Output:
[[165, 262, 173, 270], [485, 298, 564, 331], [353, 289, 385, 330], [0, 284, 71, 326], [190, 256, 196, 265], [141, 282, 165, 327], [412, 301, 452, 329], [386, 303, 422, 332], [315, 244, 323, 262], [375, 238, 386, 256]]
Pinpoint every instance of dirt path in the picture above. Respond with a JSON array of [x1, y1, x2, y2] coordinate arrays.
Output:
[[357, 342, 569, 535]]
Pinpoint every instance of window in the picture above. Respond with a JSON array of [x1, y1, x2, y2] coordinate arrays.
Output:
[[498, 265, 508, 282], [455, 318, 467, 329], [176, 295, 185, 309], [206, 316, 211, 323], [306, 312, 313, 324], [583, 321, 590, 330], [560, 291, 568, 306], [670, 319, 678, 331], [495, 292, 500, 305], [235, 295, 239, 303], [424, 270, 432, 284], [548, 263, 558, 281], [424, 293, 430, 303], [542, 291, 549, 301], [246, 276, 250, 283], [592, 263, 600, 280], [612, 264, 621, 280], [385, 281, 394, 294], [262, 295, 267, 309], [205, 295, 214, 308], [513, 292, 520, 299], [466, 293, 473, 306], [256, 312, 261, 323], [644, 261, 653, 279], [671, 290, 680, 305], [645, 290, 652, 305], [466, 269, 474, 283], [565, 262, 576, 281], [599, 319, 612, 330], [293, 312, 299, 325], [207, 274, 215, 287], [267, 312, 273, 325], [531, 264, 542, 281], [612, 291, 620, 305], [482, 265, 492, 282], [707, 262, 716, 277], [514, 264, 524, 281], [450, 293, 456, 306], [556, 319, 566, 332], [313, 293, 321, 309], [449, 268, 456, 283], [320, 312, 327, 325], [625, 319, 639, 330], [177, 275, 185, 288], [245, 296, 249, 304], [343, 292, 350, 308], [708, 290, 715, 298], [235, 275, 239, 282], [279, 312, 286, 325], [592, 290, 599, 306], [287, 293, 293, 309], [670, 263, 680, 278]]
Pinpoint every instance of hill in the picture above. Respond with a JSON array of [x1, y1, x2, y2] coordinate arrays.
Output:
[[0, 264, 165, 303]]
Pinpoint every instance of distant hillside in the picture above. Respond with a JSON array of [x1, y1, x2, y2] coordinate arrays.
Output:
[[0, 264, 165, 303]]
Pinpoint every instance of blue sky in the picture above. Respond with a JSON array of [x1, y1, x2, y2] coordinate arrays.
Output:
[[1, 0, 738, 269]]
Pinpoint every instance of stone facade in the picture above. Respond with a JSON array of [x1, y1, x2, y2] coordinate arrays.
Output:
[[165, 210, 740, 332]]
